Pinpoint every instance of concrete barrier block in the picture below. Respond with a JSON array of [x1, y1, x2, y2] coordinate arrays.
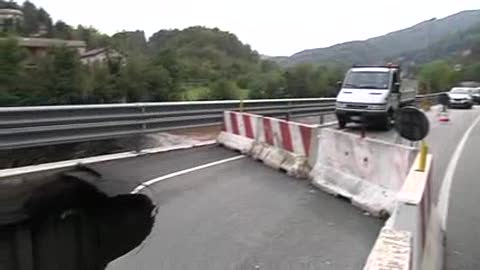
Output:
[[257, 144, 285, 170], [250, 142, 310, 178], [311, 163, 362, 196], [311, 164, 396, 216], [310, 129, 417, 216], [366, 154, 443, 270], [421, 206, 444, 270], [363, 228, 411, 270], [219, 111, 318, 178], [217, 131, 253, 154], [352, 183, 397, 217], [279, 152, 310, 178], [250, 142, 270, 161]]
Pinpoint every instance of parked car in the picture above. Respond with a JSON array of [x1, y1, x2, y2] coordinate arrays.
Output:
[[448, 87, 474, 109], [472, 88, 480, 104]]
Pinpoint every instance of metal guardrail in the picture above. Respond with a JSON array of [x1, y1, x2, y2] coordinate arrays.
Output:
[[415, 92, 445, 103], [0, 93, 444, 150], [0, 98, 336, 150]]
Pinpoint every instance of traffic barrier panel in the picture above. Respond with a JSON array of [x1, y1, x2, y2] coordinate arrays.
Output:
[[217, 111, 319, 177], [256, 116, 317, 158], [251, 116, 318, 177], [310, 128, 418, 216], [218, 111, 261, 154], [364, 154, 444, 270]]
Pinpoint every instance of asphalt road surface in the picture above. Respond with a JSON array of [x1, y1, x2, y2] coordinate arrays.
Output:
[[92, 145, 383, 270], [50, 105, 476, 270], [442, 109, 480, 270]]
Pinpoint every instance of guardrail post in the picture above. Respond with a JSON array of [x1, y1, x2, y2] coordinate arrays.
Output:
[[141, 105, 147, 131], [320, 114, 324, 125], [134, 104, 147, 153], [286, 101, 291, 121], [239, 99, 245, 112]]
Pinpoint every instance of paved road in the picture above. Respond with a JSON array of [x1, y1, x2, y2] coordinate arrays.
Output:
[[319, 107, 480, 270], [84, 106, 480, 269], [425, 107, 480, 203], [92, 145, 383, 270], [443, 110, 480, 270]]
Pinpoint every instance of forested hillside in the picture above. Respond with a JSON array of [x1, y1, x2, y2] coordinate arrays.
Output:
[[0, 1, 342, 105], [0, 0, 479, 105], [277, 10, 480, 67], [394, 22, 480, 93]]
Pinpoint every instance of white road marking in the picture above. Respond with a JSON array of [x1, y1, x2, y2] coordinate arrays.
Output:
[[438, 113, 480, 230], [0, 140, 217, 178], [131, 155, 246, 194]]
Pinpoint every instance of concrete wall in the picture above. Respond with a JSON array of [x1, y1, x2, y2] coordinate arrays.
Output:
[[364, 154, 444, 270], [310, 128, 418, 216]]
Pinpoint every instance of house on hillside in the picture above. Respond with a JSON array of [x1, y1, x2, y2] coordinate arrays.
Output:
[[80, 47, 126, 66], [16, 37, 87, 56], [0, 37, 87, 67], [0, 8, 23, 32]]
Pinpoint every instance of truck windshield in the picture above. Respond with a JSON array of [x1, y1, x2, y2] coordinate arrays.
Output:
[[343, 71, 390, 90]]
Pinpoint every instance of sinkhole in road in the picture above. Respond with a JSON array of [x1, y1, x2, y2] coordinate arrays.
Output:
[[1, 166, 156, 270]]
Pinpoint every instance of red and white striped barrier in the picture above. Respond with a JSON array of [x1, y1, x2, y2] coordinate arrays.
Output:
[[218, 111, 262, 154], [222, 111, 261, 140], [221, 112, 317, 157], [256, 116, 316, 158], [218, 111, 319, 177]]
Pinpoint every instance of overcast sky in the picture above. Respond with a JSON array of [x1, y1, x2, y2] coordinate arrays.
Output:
[[31, 0, 479, 56]]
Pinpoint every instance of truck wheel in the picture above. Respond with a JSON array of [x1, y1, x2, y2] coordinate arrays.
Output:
[[382, 111, 394, 131], [338, 118, 347, 129]]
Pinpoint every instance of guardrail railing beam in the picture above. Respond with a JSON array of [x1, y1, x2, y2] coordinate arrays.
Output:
[[0, 94, 442, 150]]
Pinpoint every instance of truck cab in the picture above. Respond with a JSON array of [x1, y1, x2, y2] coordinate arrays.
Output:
[[335, 64, 415, 130]]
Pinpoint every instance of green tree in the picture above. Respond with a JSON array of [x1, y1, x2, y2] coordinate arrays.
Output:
[[463, 63, 480, 81], [52, 21, 74, 40], [418, 60, 459, 93], [0, 38, 24, 87], [0, 38, 26, 105], [260, 60, 279, 73], [284, 64, 316, 97], [146, 66, 175, 101], [74, 25, 111, 49], [0, 0, 20, 9], [247, 71, 286, 99], [37, 46, 85, 104], [21, 1, 52, 36], [88, 64, 117, 103], [209, 79, 239, 100]]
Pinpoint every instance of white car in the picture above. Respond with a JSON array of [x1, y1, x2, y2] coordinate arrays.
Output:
[[448, 87, 474, 109]]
